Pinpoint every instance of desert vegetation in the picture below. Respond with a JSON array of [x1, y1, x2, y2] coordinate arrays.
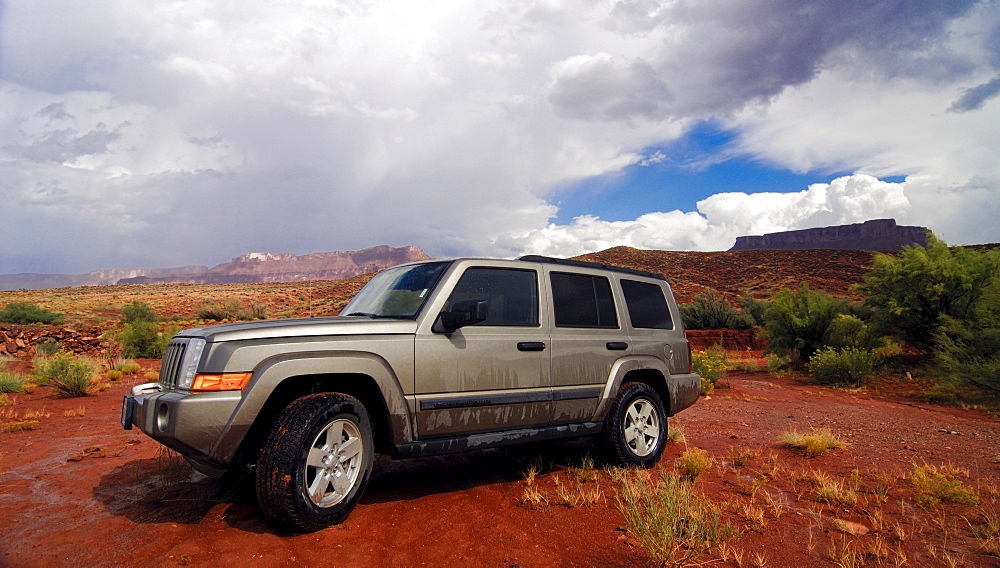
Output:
[[1, 242, 998, 565], [678, 236, 1000, 407]]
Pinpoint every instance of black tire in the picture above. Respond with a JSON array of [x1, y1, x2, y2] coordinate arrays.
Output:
[[255, 393, 374, 532], [602, 382, 668, 468]]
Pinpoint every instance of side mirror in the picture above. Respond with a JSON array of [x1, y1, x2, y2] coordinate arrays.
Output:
[[433, 300, 489, 333]]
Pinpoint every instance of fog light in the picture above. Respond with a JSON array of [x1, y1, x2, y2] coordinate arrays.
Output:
[[156, 403, 170, 432]]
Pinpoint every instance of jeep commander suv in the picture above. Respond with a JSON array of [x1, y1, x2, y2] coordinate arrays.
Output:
[[121, 255, 700, 532]]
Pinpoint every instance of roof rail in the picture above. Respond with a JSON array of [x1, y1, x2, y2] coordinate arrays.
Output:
[[517, 255, 667, 281]]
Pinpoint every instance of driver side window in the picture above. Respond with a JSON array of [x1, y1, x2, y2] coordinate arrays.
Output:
[[445, 268, 539, 327]]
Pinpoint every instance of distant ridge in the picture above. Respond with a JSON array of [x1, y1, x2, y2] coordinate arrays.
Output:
[[0, 246, 428, 291], [118, 245, 429, 285], [729, 219, 929, 251]]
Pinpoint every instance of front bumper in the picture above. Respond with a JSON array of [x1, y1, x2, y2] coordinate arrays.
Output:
[[121, 382, 242, 469]]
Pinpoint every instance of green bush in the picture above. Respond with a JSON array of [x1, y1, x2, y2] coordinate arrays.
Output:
[[807, 346, 882, 386], [932, 277, 1000, 398], [35, 339, 61, 355], [31, 352, 97, 397], [737, 294, 769, 328], [0, 302, 63, 325], [680, 289, 753, 330], [0, 371, 26, 393], [120, 301, 160, 324], [859, 235, 1000, 347], [197, 299, 267, 321], [762, 284, 852, 364], [692, 345, 728, 395], [117, 322, 177, 359], [824, 314, 886, 351]]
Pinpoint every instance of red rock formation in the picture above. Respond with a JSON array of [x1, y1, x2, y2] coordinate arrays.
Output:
[[729, 219, 929, 251], [118, 245, 429, 285]]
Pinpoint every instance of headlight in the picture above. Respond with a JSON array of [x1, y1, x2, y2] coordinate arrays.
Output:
[[176, 338, 206, 390]]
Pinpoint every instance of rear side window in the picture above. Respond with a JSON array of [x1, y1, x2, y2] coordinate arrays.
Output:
[[621, 279, 673, 329], [445, 268, 539, 326], [550, 272, 618, 328]]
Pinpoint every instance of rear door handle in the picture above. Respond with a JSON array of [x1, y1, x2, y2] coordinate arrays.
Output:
[[517, 342, 546, 351], [606, 342, 628, 351]]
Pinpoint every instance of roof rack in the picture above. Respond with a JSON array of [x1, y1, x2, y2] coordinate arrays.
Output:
[[517, 255, 667, 281]]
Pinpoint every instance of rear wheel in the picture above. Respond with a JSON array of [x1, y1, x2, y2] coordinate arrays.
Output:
[[602, 382, 667, 467], [256, 393, 373, 532]]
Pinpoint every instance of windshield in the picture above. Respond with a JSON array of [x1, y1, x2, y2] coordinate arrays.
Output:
[[341, 261, 450, 319]]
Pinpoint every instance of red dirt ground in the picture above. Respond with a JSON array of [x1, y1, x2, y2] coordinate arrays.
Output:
[[2, 366, 998, 567]]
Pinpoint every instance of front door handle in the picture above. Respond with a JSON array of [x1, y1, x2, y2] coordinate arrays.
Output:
[[517, 342, 546, 351], [606, 342, 629, 351]]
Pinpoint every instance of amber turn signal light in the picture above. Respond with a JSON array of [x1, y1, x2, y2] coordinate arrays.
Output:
[[190, 373, 252, 391]]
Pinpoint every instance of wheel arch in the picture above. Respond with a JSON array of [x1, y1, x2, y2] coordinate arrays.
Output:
[[213, 352, 412, 472], [593, 356, 674, 421]]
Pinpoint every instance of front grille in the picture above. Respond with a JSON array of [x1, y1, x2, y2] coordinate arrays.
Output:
[[158, 341, 187, 389]]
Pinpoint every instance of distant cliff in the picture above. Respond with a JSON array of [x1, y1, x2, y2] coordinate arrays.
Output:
[[0, 265, 210, 292], [117, 245, 430, 285], [729, 219, 929, 252], [0, 246, 428, 291]]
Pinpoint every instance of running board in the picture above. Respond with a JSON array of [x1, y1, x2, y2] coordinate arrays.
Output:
[[393, 422, 603, 459]]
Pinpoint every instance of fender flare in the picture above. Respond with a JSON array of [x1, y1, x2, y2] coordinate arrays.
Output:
[[592, 356, 677, 420], [208, 350, 412, 464]]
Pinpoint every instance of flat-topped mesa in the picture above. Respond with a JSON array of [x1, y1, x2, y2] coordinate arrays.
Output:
[[729, 219, 930, 252]]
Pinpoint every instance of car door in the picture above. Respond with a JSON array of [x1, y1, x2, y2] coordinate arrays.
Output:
[[413, 265, 550, 438], [546, 269, 626, 424]]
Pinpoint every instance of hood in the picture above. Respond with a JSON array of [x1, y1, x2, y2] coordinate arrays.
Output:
[[176, 316, 419, 343]]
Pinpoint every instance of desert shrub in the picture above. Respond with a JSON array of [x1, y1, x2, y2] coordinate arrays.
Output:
[[0, 371, 26, 393], [781, 430, 846, 458], [106, 369, 123, 381], [692, 345, 728, 395], [31, 352, 97, 397], [120, 301, 160, 324], [814, 476, 859, 507], [932, 276, 1000, 398], [119, 362, 142, 374], [824, 314, 886, 351], [737, 294, 769, 328], [676, 448, 714, 481], [859, 235, 1000, 347], [117, 322, 177, 359], [35, 339, 61, 356], [807, 346, 882, 386], [762, 284, 852, 364], [680, 289, 753, 330], [910, 464, 979, 509], [615, 468, 738, 566], [0, 302, 63, 325], [197, 298, 267, 321]]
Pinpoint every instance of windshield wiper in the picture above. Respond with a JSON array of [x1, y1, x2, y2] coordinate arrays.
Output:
[[345, 312, 379, 318]]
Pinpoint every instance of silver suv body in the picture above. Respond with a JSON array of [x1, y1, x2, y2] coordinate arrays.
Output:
[[121, 256, 700, 531]]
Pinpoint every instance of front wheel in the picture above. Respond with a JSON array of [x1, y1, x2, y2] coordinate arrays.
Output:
[[256, 393, 374, 532], [602, 382, 668, 467]]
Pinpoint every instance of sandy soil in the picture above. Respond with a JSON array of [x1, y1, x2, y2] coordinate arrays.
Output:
[[1, 368, 998, 567]]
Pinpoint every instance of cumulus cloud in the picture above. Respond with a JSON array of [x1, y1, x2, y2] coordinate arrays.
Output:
[[499, 174, 910, 257], [0, 1, 997, 274]]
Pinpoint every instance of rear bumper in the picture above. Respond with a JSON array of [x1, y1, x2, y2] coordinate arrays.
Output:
[[667, 372, 701, 416]]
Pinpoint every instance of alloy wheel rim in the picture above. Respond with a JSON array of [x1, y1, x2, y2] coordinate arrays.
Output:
[[303, 418, 364, 507], [623, 398, 660, 457]]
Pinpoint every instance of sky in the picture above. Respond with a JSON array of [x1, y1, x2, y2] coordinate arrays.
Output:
[[1, 0, 999, 274]]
